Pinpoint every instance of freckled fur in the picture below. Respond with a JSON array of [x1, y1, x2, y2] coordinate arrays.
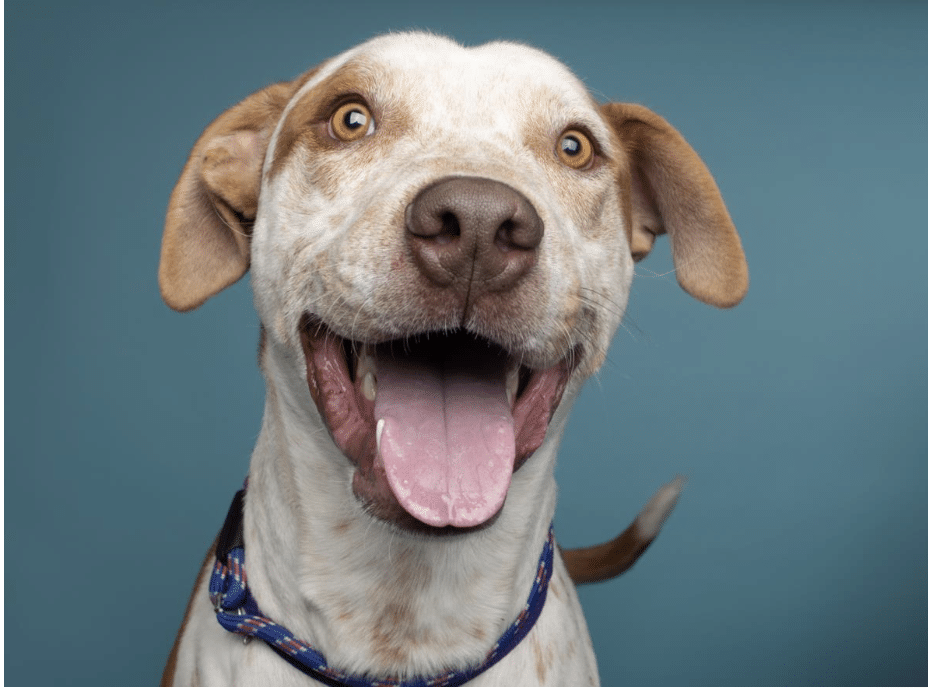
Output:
[[159, 32, 747, 686]]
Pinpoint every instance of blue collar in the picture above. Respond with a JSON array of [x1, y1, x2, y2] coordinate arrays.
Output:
[[208, 489, 555, 687]]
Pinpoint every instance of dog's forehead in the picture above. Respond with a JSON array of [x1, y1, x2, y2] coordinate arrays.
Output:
[[289, 33, 601, 131], [356, 33, 586, 92]]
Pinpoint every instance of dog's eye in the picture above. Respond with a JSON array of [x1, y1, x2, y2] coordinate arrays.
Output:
[[556, 130, 594, 170], [328, 102, 375, 142]]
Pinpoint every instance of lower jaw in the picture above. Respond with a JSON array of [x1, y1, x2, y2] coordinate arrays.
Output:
[[299, 316, 575, 534]]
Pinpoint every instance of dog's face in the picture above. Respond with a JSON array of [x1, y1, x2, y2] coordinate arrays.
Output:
[[160, 33, 747, 532], [254, 35, 628, 362]]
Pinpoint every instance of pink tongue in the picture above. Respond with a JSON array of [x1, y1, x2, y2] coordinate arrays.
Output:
[[374, 341, 515, 528]]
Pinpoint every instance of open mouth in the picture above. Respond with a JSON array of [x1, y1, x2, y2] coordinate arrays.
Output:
[[299, 315, 574, 531]]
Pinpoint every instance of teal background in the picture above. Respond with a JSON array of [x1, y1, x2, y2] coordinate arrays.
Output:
[[5, 1, 927, 685]]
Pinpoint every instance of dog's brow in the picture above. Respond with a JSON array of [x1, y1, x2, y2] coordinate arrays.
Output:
[[269, 64, 379, 179]]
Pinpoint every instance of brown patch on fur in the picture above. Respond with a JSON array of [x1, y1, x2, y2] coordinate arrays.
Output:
[[161, 538, 217, 686], [270, 69, 361, 180], [521, 89, 605, 162], [519, 94, 630, 243], [370, 600, 418, 666], [367, 545, 435, 668], [532, 634, 548, 683], [269, 62, 413, 186], [522, 116, 557, 168], [469, 622, 487, 642]]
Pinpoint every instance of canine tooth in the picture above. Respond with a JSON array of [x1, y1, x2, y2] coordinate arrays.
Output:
[[355, 343, 377, 380], [376, 418, 385, 454], [506, 364, 519, 406], [362, 371, 377, 401]]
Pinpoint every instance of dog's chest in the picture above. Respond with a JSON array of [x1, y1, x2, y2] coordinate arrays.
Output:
[[174, 546, 598, 686]]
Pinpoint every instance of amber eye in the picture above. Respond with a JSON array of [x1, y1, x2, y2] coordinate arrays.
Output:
[[328, 102, 375, 142], [556, 129, 594, 169]]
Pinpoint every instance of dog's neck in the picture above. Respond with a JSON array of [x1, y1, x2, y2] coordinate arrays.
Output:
[[238, 341, 570, 679]]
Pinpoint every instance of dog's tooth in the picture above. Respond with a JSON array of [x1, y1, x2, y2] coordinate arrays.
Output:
[[355, 344, 378, 401], [506, 364, 519, 407], [376, 418, 384, 455], [362, 371, 377, 401], [354, 346, 366, 378], [355, 343, 377, 379]]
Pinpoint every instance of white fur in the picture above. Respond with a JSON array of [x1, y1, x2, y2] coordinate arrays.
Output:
[[253, 35, 631, 366], [169, 33, 639, 686]]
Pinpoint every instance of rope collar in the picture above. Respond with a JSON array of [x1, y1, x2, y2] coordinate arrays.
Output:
[[209, 489, 555, 687]]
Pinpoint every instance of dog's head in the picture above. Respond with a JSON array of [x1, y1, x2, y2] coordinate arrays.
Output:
[[159, 33, 747, 532]]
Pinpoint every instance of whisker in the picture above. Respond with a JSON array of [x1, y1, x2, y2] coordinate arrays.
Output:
[[633, 263, 677, 279], [349, 293, 381, 342], [577, 288, 625, 320]]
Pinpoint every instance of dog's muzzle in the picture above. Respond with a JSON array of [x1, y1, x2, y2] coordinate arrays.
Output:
[[299, 177, 574, 532]]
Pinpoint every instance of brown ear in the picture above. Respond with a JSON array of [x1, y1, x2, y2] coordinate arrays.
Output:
[[602, 103, 748, 308], [159, 81, 297, 311]]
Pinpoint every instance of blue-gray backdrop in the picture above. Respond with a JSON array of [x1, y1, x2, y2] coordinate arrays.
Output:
[[5, 1, 927, 685]]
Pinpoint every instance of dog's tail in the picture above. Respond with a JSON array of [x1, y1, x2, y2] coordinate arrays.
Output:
[[562, 476, 685, 584]]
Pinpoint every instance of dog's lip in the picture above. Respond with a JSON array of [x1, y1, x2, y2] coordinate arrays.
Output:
[[299, 314, 576, 531]]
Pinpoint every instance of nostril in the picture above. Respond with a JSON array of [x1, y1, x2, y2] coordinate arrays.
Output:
[[498, 213, 543, 252], [496, 220, 516, 250], [440, 212, 461, 240]]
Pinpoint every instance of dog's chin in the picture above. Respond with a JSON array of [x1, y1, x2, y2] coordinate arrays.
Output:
[[298, 314, 576, 535]]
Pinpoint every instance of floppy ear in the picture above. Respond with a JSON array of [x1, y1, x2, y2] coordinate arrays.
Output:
[[602, 103, 748, 308], [159, 81, 297, 311]]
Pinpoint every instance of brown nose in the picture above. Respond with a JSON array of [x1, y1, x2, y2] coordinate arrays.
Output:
[[405, 177, 544, 291]]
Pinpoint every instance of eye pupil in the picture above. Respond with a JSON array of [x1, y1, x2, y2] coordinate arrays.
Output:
[[561, 136, 581, 156], [344, 109, 367, 130]]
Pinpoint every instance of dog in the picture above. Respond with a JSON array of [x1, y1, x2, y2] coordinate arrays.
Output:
[[158, 32, 747, 686]]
